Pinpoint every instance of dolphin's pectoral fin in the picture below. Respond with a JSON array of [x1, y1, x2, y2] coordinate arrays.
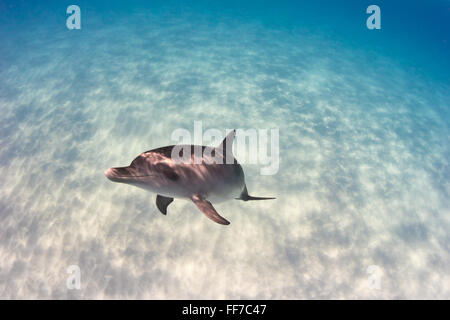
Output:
[[191, 195, 230, 225], [236, 185, 276, 201], [156, 195, 174, 215]]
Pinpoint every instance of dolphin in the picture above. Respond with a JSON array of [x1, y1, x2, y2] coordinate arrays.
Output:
[[104, 130, 275, 225]]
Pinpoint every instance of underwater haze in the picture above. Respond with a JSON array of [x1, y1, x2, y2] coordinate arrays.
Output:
[[0, 0, 449, 299]]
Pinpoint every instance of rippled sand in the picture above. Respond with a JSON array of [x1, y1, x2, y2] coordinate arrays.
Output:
[[0, 7, 448, 299]]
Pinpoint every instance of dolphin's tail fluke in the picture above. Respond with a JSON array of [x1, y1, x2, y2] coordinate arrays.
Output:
[[236, 185, 276, 201], [240, 195, 276, 201]]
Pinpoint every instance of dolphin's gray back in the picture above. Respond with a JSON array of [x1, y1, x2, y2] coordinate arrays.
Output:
[[134, 144, 245, 202]]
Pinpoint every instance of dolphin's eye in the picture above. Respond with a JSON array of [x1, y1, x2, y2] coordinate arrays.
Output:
[[156, 163, 179, 181], [164, 170, 179, 181]]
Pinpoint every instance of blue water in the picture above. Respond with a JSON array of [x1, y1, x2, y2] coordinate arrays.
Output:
[[0, 1, 448, 299]]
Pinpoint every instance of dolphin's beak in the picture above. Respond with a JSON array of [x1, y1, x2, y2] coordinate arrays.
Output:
[[104, 167, 131, 183]]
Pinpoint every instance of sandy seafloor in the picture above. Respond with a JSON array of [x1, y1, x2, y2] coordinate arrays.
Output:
[[0, 1, 449, 299]]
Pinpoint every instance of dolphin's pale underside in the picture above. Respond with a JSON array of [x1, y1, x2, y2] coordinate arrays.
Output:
[[105, 130, 275, 225]]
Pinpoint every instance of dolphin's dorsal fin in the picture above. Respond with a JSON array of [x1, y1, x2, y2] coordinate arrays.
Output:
[[156, 195, 174, 215], [216, 129, 236, 163], [191, 195, 230, 225]]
